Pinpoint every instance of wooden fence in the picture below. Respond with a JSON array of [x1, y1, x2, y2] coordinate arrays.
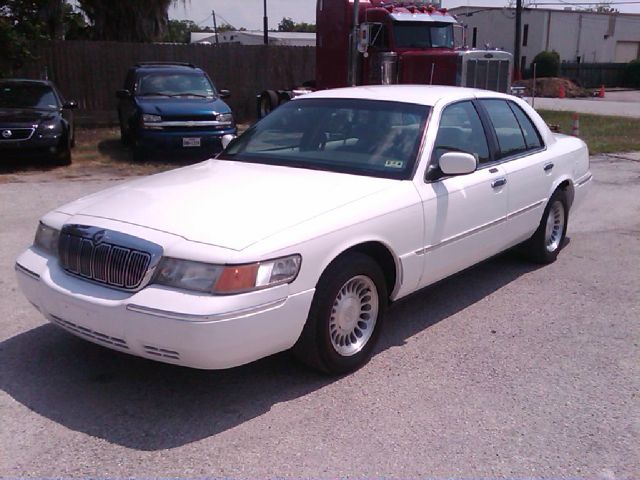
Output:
[[559, 62, 627, 88], [17, 41, 316, 123]]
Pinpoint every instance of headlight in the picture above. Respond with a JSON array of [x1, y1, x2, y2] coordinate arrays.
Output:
[[38, 121, 62, 137], [34, 222, 60, 255], [216, 113, 234, 124], [154, 254, 301, 294], [142, 114, 162, 123]]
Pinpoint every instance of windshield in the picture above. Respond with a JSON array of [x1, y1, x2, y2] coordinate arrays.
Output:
[[222, 98, 430, 180], [393, 22, 454, 49], [137, 72, 216, 97], [0, 83, 59, 109]]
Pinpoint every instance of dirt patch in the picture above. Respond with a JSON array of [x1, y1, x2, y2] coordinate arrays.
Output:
[[0, 125, 250, 184], [513, 77, 591, 98]]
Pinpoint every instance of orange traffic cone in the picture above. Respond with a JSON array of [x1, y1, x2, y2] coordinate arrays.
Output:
[[558, 83, 566, 99], [599, 84, 605, 98], [571, 112, 580, 137]]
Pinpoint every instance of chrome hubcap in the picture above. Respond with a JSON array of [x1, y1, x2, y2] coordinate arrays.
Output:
[[545, 200, 565, 252], [329, 275, 379, 357]]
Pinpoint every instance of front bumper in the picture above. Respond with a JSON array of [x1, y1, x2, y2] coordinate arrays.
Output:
[[0, 136, 66, 160], [15, 247, 314, 370], [135, 127, 237, 154]]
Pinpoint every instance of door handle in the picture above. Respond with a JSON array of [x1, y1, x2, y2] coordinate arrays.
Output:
[[544, 162, 554, 172], [491, 177, 507, 188]]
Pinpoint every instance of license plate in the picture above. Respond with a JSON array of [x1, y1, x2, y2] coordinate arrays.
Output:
[[183, 137, 201, 148]]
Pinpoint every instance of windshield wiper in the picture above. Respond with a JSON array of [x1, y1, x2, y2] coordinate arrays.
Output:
[[173, 93, 210, 98], [139, 92, 173, 97]]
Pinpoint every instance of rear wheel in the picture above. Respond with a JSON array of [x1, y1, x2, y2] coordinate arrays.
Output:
[[522, 189, 568, 263], [293, 253, 387, 375]]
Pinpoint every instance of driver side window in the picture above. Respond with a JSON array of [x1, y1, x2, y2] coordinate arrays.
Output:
[[433, 101, 490, 164]]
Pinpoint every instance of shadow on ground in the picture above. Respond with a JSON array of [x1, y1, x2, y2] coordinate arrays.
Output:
[[0, 250, 541, 451], [97, 138, 218, 166]]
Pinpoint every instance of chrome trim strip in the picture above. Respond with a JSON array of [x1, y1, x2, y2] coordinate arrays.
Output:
[[15, 263, 40, 280], [0, 128, 35, 142], [144, 120, 233, 128], [507, 200, 545, 219], [126, 298, 288, 323], [576, 173, 593, 187], [416, 215, 508, 256]]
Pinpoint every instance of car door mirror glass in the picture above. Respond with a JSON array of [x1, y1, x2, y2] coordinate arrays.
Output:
[[221, 134, 236, 150], [439, 152, 477, 175], [219, 89, 231, 99], [63, 100, 78, 110]]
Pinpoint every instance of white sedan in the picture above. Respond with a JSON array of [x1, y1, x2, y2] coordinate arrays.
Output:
[[15, 86, 592, 374]]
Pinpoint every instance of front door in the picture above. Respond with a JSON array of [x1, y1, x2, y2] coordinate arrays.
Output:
[[415, 100, 509, 288]]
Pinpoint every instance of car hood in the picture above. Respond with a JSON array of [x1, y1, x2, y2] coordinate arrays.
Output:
[[56, 160, 396, 251], [0, 108, 58, 126], [136, 97, 231, 117]]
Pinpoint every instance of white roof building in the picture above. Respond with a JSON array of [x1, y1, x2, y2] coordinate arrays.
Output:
[[191, 31, 316, 47], [449, 6, 640, 70]]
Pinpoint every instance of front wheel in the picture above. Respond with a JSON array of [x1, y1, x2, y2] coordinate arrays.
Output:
[[293, 253, 387, 375], [523, 189, 568, 263]]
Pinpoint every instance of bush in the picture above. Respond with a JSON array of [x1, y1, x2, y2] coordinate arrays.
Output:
[[532, 51, 560, 78], [624, 60, 640, 88]]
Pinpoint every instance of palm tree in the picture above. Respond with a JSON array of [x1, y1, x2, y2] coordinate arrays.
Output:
[[77, 0, 186, 42]]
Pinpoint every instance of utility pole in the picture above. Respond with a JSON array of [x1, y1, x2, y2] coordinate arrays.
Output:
[[514, 0, 522, 80], [263, 0, 269, 45], [350, 0, 360, 86], [212, 10, 219, 46]]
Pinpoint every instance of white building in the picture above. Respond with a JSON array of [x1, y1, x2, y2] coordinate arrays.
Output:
[[190, 31, 316, 47], [449, 6, 640, 71]]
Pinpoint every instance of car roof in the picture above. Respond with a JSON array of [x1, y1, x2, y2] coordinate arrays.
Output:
[[0, 78, 55, 87], [133, 63, 203, 74], [300, 85, 513, 107]]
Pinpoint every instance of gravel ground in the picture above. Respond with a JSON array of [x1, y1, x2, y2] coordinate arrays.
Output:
[[0, 153, 638, 478]]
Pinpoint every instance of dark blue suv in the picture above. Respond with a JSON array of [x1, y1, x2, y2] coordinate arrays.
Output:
[[116, 62, 236, 160]]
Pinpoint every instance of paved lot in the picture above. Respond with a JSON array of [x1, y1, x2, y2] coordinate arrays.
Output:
[[530, 90, 640, 118], [0, 154, 638, 478]]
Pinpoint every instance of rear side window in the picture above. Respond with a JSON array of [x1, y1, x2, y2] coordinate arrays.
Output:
[[480, 99, 527, 157], [433, 101, 490, 163], [509, 103, 543, 149]]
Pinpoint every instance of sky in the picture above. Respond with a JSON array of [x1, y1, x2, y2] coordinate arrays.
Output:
[[169, 0, 640, 30]]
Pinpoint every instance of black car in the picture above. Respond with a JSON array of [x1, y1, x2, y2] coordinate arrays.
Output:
[[116, 62, 237, 160], [0, 79, 77, 165]]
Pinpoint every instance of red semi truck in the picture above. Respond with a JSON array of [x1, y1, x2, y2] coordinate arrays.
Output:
[[258, 0, 513, 116]]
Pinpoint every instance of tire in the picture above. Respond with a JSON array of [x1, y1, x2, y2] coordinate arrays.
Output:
[[119, 112, 131, 146], [132, 144, 146, 162], [522, 189, 568, 264], [292, 252, 387, 375], [258, 90, 279, 118], [53, 148, 72, 166]]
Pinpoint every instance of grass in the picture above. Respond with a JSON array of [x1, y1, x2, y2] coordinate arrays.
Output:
[[538, 110, 640, 155]]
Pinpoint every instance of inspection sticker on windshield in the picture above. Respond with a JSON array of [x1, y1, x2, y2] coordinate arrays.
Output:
[[385, 160, 404, 169]]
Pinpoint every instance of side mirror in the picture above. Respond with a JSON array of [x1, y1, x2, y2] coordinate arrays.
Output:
[[219, 89, 231, 99], [221, 134, 236, 150], [62, 100, 78, 110], [439, 152, 478, 176], [116, 89, 131, 99]]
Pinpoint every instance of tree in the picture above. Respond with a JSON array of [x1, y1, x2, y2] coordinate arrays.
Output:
[[277, 17, 315, 33], [76, 0, 185, 42], [0, 0, 50, 75], [532, 50, 560, 77], [163, 19, 211, 43]]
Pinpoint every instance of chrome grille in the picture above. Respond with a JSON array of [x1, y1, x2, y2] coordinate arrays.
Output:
[[0, 128, 34, 141], [58, 225, 162, 291], [459, 50, 512, 94]]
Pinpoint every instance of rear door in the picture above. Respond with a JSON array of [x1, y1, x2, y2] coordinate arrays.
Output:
[[478, 99, 554, 243]]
